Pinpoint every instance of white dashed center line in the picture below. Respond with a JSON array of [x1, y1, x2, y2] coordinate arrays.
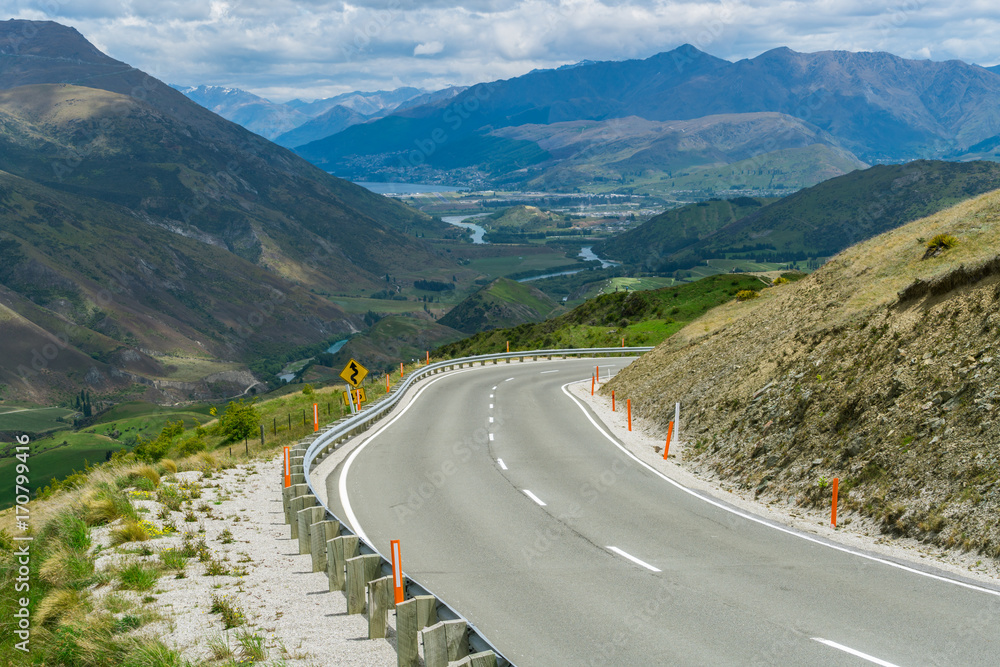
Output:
[[811, 639, 900, 667], [505, 377, 514, 382], [607, 547, 661, 572], [522, 490, 546, 506], [489, 433, 494, 441], [497, 458, 507, 470]]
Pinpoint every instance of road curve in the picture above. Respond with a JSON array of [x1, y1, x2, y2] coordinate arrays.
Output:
[[322, 358, 1000, 666]]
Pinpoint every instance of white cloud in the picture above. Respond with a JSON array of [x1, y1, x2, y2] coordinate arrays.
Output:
[[8, 1, 1000, 98], [414, 40, 444, 55]]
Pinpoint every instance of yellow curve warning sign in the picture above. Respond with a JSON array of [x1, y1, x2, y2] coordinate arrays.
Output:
[[339, 358, 369, 388]]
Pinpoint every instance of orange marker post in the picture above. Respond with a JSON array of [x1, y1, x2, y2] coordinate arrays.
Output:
[[663, 421, 674, 460], [426, 351, 429, 365], [612, 390, 616, 412], [507, 340, 510, 353], [386, 374, 390, 392], [627, 399, 632, 431], [313, 403, 319, 432], [390, 540, 404, 605], [831, 478, 839, 528], [622, 336, 625, 348], [283, 446, 291, 488], [400, 362, 404, 378], [591, 374, 595, 396], [355, 389, 361, 413], [596, 365, 599, 383]]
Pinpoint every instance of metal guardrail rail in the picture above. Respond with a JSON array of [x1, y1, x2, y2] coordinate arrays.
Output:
[[302, 347, 653, 665]]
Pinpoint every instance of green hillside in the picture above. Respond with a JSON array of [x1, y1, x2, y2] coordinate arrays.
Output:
[[437, 273, 783, 356], [438, 278, 563, 334], [601, 160, 1000, 273], [595, 196, 775, 269]]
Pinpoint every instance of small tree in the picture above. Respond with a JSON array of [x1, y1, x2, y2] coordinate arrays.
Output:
[[219, 399, 260, 443], [302, 384, 315, 397]]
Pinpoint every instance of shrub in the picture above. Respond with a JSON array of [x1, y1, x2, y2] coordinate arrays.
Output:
[[772, 276, 789, 286], [736, 289, 759, 301], [926, 233, 959, 250], [117, 562, 160, 591], [159, 548, 188, 571], [236, 628, 267, 662], [39, 545, 96, 589], [157, 485, 183, 512], [159, 459, 178, 474], [177, 438, 206, 457], [136, 465, 161, 487], [218, 399, 260, 443], [35, 588, 86, 627], [210, 594, 245, 629], [84, 485, 139, 526], [110, 520, 150, 546]]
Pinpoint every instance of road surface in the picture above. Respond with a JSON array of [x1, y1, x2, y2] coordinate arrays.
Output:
[[322, 358, 1000, 666]]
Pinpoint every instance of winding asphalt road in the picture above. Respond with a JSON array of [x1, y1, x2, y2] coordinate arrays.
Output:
[[322, 358, 1000, 666]]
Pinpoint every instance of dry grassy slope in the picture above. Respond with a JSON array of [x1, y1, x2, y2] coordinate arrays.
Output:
[[609, 188, 1000, 557]]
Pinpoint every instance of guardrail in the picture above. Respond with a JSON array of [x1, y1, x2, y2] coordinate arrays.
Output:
[[284, 347, 653, 666]]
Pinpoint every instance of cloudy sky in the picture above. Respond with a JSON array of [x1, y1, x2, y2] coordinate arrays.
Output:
[[7, 0, 1000, 101]]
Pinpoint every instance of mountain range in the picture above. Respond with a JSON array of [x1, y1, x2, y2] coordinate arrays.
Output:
[[0, 20, 455, 403], [294, 45, 1000, 192], [173, 83, 467, 147]]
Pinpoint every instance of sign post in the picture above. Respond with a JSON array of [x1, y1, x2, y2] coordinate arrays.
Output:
[[391, 540, 404, 605]]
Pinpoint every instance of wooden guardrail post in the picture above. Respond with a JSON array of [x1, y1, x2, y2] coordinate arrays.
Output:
[[297, 506, 324, 555], [368, 575, 393, 639], [422, 619, 469, 667], [397, 595, 437, 667], [455, 652, 499, 667], [327, 535, 359, 591], [310, 520, 340, 572], [289, 494, 317, 540], [283, 483, 309, 525], [346, 554, 382, 614]]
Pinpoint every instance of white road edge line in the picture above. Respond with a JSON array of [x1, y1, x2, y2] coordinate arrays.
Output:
[[540, 370, 559, 374], [505, 377, 514, 381], [339, 369, 474, 543], [498, 458, 507, 470], [607, 546, 661, 572], [560, 380, 1000, 598], [523, 490, 546, 506], [812, 638, 900, 667], [492, 385, 497, 390]]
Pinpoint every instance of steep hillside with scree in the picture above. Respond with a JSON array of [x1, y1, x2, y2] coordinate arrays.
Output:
[[608, 188, 1000, 557]]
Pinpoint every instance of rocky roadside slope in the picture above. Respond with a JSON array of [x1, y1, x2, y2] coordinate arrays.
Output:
[[607, 189, 1000, 559]]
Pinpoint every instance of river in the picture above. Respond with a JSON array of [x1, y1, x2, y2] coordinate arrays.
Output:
[[442, 213, 491, 244], [518, 247, 619, 282]]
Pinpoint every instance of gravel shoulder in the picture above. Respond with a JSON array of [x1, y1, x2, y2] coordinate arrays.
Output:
[[133, 460, 397, 666]]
